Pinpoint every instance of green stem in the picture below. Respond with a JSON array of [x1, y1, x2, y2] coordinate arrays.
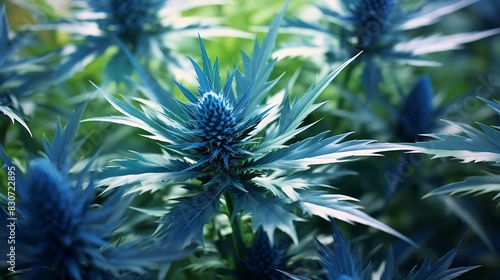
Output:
[[0, 119, 11, 144], [223, 191, 243, 257]]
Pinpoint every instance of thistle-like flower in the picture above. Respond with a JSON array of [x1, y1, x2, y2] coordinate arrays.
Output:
[[91, 2, 414, 250], [232, 227, 292, 280], [194, 91, 238, 167], [352, 0, 395, 49], [396, 75, 434, 141], [33, 0, 247, 84], [278, 0, 499, 98], [0, 102, 191, 279]]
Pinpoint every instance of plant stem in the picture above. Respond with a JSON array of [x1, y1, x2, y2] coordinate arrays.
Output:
[[0, 119, 11, 144], [223, 191, 243, 257]]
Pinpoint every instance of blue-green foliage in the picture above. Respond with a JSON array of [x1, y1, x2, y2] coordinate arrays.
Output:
[[0, 4, 52, 135], [90, 2, 415, 249], [281, 222, 478, 280], [0, 102, 191, 279], [1, 1, 498, 279], [406, 97, 500, 199]]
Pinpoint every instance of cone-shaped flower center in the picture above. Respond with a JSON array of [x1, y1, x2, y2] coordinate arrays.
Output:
[[196, 91, 236, 150], [243, 229, 288, 279], [25, 159, 80, 242], [397, 75, 434, 141], [354, 0, 394, 48], [108, 0, 154, 44]]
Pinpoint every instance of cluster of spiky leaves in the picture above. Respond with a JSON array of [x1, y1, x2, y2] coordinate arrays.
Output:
[[0, 102, 191, 279], [0, 4, 53, 136], [314, 222, 370, 280], [90, 2, 416, 250], [281, 221, 478, 280], [33, 0, 245, 84], [278, 0, 499, 98], [403, 97, 500, 200]]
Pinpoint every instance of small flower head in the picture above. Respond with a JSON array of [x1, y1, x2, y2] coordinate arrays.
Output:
[[102, 0, 160, 46], [195, 91, 237, 159], [353, 0, 395, 48], [18, 158, 103, 279], [397, 75, 434, 141], [235, 228, 291, 280]]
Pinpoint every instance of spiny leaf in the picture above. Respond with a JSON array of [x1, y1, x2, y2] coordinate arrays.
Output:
[[160, 187, 224, 248], [97, 153, 201, 192], [424, 174, 500, 200], [0, 105, 32, 136], [251, 133, 405, 170], [43, 99, 90, 173], [236, 0, 289, 111], [300, 191, 416, 246], [258, 52, 361, 152], [315, 221, 370, 280], [405, 238, 479, 280], [232, 187, 303, 244]]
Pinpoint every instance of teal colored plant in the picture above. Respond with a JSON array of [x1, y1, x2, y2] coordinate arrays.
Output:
[[89, 3, 415, 251], [0, 0, 499, 279]]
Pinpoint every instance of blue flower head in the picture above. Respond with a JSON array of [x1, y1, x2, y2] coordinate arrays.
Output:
[[18, 158, 99, 279], [230, 227, 291, 280], [195, 91, 238, 165], [397, 75, 434, 141], [93, 0, 162, 47], [352, 0, 395, 49]]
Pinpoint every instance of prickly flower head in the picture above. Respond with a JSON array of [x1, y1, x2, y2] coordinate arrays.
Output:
[[92, 0, 161, 47], [237, 228, 290, 280], [353, 0, 395, 48], [194, 91, 237, 166], [19, 158, 101, 279], [108, 0, 154, 42]]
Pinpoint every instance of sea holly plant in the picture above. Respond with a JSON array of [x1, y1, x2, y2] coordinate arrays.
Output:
[[0, 102, 192, 279], [89, 2, 415, 251], [30, 0, 248, 84], [404, 97, 500, 200], [277, 0, 500, 99]]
